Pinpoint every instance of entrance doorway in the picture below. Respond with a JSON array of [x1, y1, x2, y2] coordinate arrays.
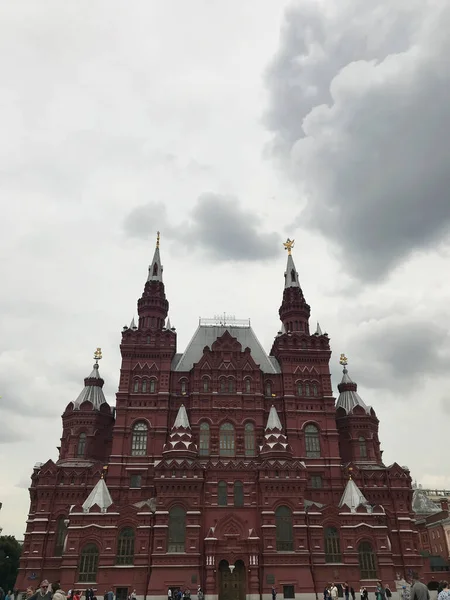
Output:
[[219, 559, 246, 600]]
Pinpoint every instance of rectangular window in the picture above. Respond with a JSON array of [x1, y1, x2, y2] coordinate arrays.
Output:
[[266, 575, 275, 585], [283, 586, 295, 599], [311, 475, 323, 489], [130, 474, 142, 488]]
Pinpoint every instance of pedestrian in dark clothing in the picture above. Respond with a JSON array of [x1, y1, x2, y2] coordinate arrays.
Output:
[[351, 588, 355, 600], [410, 573, 430, 600]]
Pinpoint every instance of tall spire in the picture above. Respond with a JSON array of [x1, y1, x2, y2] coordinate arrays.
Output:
[[278, 238, 311, 334], [162, 404, 197, 457], [72, 349, 108, 411], [147, 231, 163, 283]]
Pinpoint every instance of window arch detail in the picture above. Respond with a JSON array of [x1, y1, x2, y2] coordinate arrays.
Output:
[[116, 527, 135, 565], [168, 507, 186, 553], [305, 424, 321, 458], [219, 423, 235, 457], [275, 505, 293, 551], [324, 526, 341, 562], [199, 422, 210, 456], [78, 543, 99, 582], [131, 421, 148, 456], [358, 541, 377, 579]]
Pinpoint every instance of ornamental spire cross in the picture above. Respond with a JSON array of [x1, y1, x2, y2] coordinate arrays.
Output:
[[283, 238, 295, 255], [156, 231, 160, 249], [339, 353, 348, 367], [94, 347, 103, 363]]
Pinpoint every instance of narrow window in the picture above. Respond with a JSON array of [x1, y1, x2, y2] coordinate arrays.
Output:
[[244, 423, 255, 457], [149, 379, 156, 393], [245, 378, 251, 393], [275, 506, 293, 551], [305, 384, 310, 396], [77, 433, 87, 458], [358, 542, 377, 578], [228, 378, 235, 393], [266, 382, 272, 396], [202, 377, 209, 392], [220, 378, 226, 393], [297, 383, 303, 396], [142, 380, 147, 393], [152, 262, 158, 277], [199, 422, 210, 456], [234, 481, 244, 507], [305, 424, 321, 458], [55, 516, 68, 556], [168, 507, 186, 553], [359, 436, 368, 459], [291, 269, 296, 283], [181, 380, 187, 394], [78, 543, 99, 582], [219, 423, 235, 457], [218, 481, 227, 506], [116, 527, 135, 565], [313, 384, 318, 397], [131, 422, 148, 456], [324, 527, 341, 562]]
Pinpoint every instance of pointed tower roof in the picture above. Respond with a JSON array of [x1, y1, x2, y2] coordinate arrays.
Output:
[[260, 405, 292, 458], [339, 476, 370, 512], [147, 231, 163, 283], [283, 239, 300, 289], [130, 316, 137, 329], [335, 354, 371, 415], [73, 349, 108, 411], [162, 404, 197, 457], [315, 322, 323, 336], [166, 316, 172, 330], [82, 475, 113, 513], [266, 405, 283, 430]]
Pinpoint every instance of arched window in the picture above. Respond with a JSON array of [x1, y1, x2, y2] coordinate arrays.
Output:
[[219, 423, 235, 457], [116, 527, 135, 565], [305, 383, 310, 396], [218, 481, 228, 506], [199, 422, 210, 456], [133, 380, 139, 393], [202, 377, 209, 392], [359, 436, 368, 459], [266, 382, 272, 397], [245, 378, 251, 393], [358, 542, 377, 579], [149, 379, 156, 393], [324, 526, 341, 563], [168, 507, 186, 553], [234, 481, 244, 507], [275, 506, 293, 551], [142, 379, 147, 393], [131, 422, 148, 456], [228, 378, 235, 393], [291, 269, 296, 283], [305, 424, 321, 458], [180, 379, 187, 394], [219, 378, 226, 393], [78, 543, 99, 582], [297, 382, 303, 396], [313, 384, 318, 397], [244, 423, 255, 457], [55, 516, 67, 556], [77, 433, 86, 457]]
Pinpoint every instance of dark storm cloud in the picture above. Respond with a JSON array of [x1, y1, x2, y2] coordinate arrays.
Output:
[[265, 0, 450, 280], [124, 193, 281, 262], [347, 321, 450, 392]]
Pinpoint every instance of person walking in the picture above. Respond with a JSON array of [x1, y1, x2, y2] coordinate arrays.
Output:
[[344, 583, 349, 600], [385, 586, 392, 600], [360, 588, 368, 600], [272, 588, 277, 600], [29, 581, 52, 600], [197, 587, 204, 600], [438, 582, 450, 600], [331, 584, 338, 600], [410, 573, 429, 600]]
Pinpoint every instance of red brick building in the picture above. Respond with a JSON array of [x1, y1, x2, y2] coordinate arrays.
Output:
[[17, 237, 422, 600]]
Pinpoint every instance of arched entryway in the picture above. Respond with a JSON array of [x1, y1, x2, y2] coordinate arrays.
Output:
[[219, 559, 246, 600]]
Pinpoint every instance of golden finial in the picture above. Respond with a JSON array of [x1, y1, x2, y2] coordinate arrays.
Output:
[[348, 467, 353, 480], [156, 231, 160, 249], [94, 347, 102, 362], [283, 238, 295, 255], [339, 353, 348, 367]]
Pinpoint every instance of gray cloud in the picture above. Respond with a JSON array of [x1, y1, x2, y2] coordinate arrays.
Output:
[[265, 0, 450, 280], [124, 193, 282, 262]]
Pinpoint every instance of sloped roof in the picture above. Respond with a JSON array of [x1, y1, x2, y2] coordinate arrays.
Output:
[[172, 325, 280, 373], [73, 363, 107, 410], [339, 478, 370, 512], [336, 367, 371, 415], [82, 477, 113, 513], [412, 489, 442, 515], [266, 405, 282, 430], [173, 404, 190, 428]]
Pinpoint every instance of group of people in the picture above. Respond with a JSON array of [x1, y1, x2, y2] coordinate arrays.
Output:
[[20, 581, 130, 600], [323, 582, 393, 600], [167, 586, 204, 600]]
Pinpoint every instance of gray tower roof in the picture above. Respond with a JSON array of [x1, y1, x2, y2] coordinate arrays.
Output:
[[147, 232, 163, 283], [284, 253, 300, 289], [82, 476, 113, 513], [339, 477, 370, 512], [336, 366, 371, 415], [266, 405, 283, 430], [73, 362, 107, 411], [173, 404, 190, 429]]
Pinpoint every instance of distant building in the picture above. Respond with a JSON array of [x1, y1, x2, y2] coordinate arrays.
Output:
[[17, 237, 422, 599], [413, 489, 450, 577]]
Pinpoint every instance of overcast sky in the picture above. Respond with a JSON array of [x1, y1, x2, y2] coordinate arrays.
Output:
[[1, 0, 449, 538]]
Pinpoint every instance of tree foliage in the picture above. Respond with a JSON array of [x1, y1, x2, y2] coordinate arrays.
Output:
[[0, 536, 22, 592]]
